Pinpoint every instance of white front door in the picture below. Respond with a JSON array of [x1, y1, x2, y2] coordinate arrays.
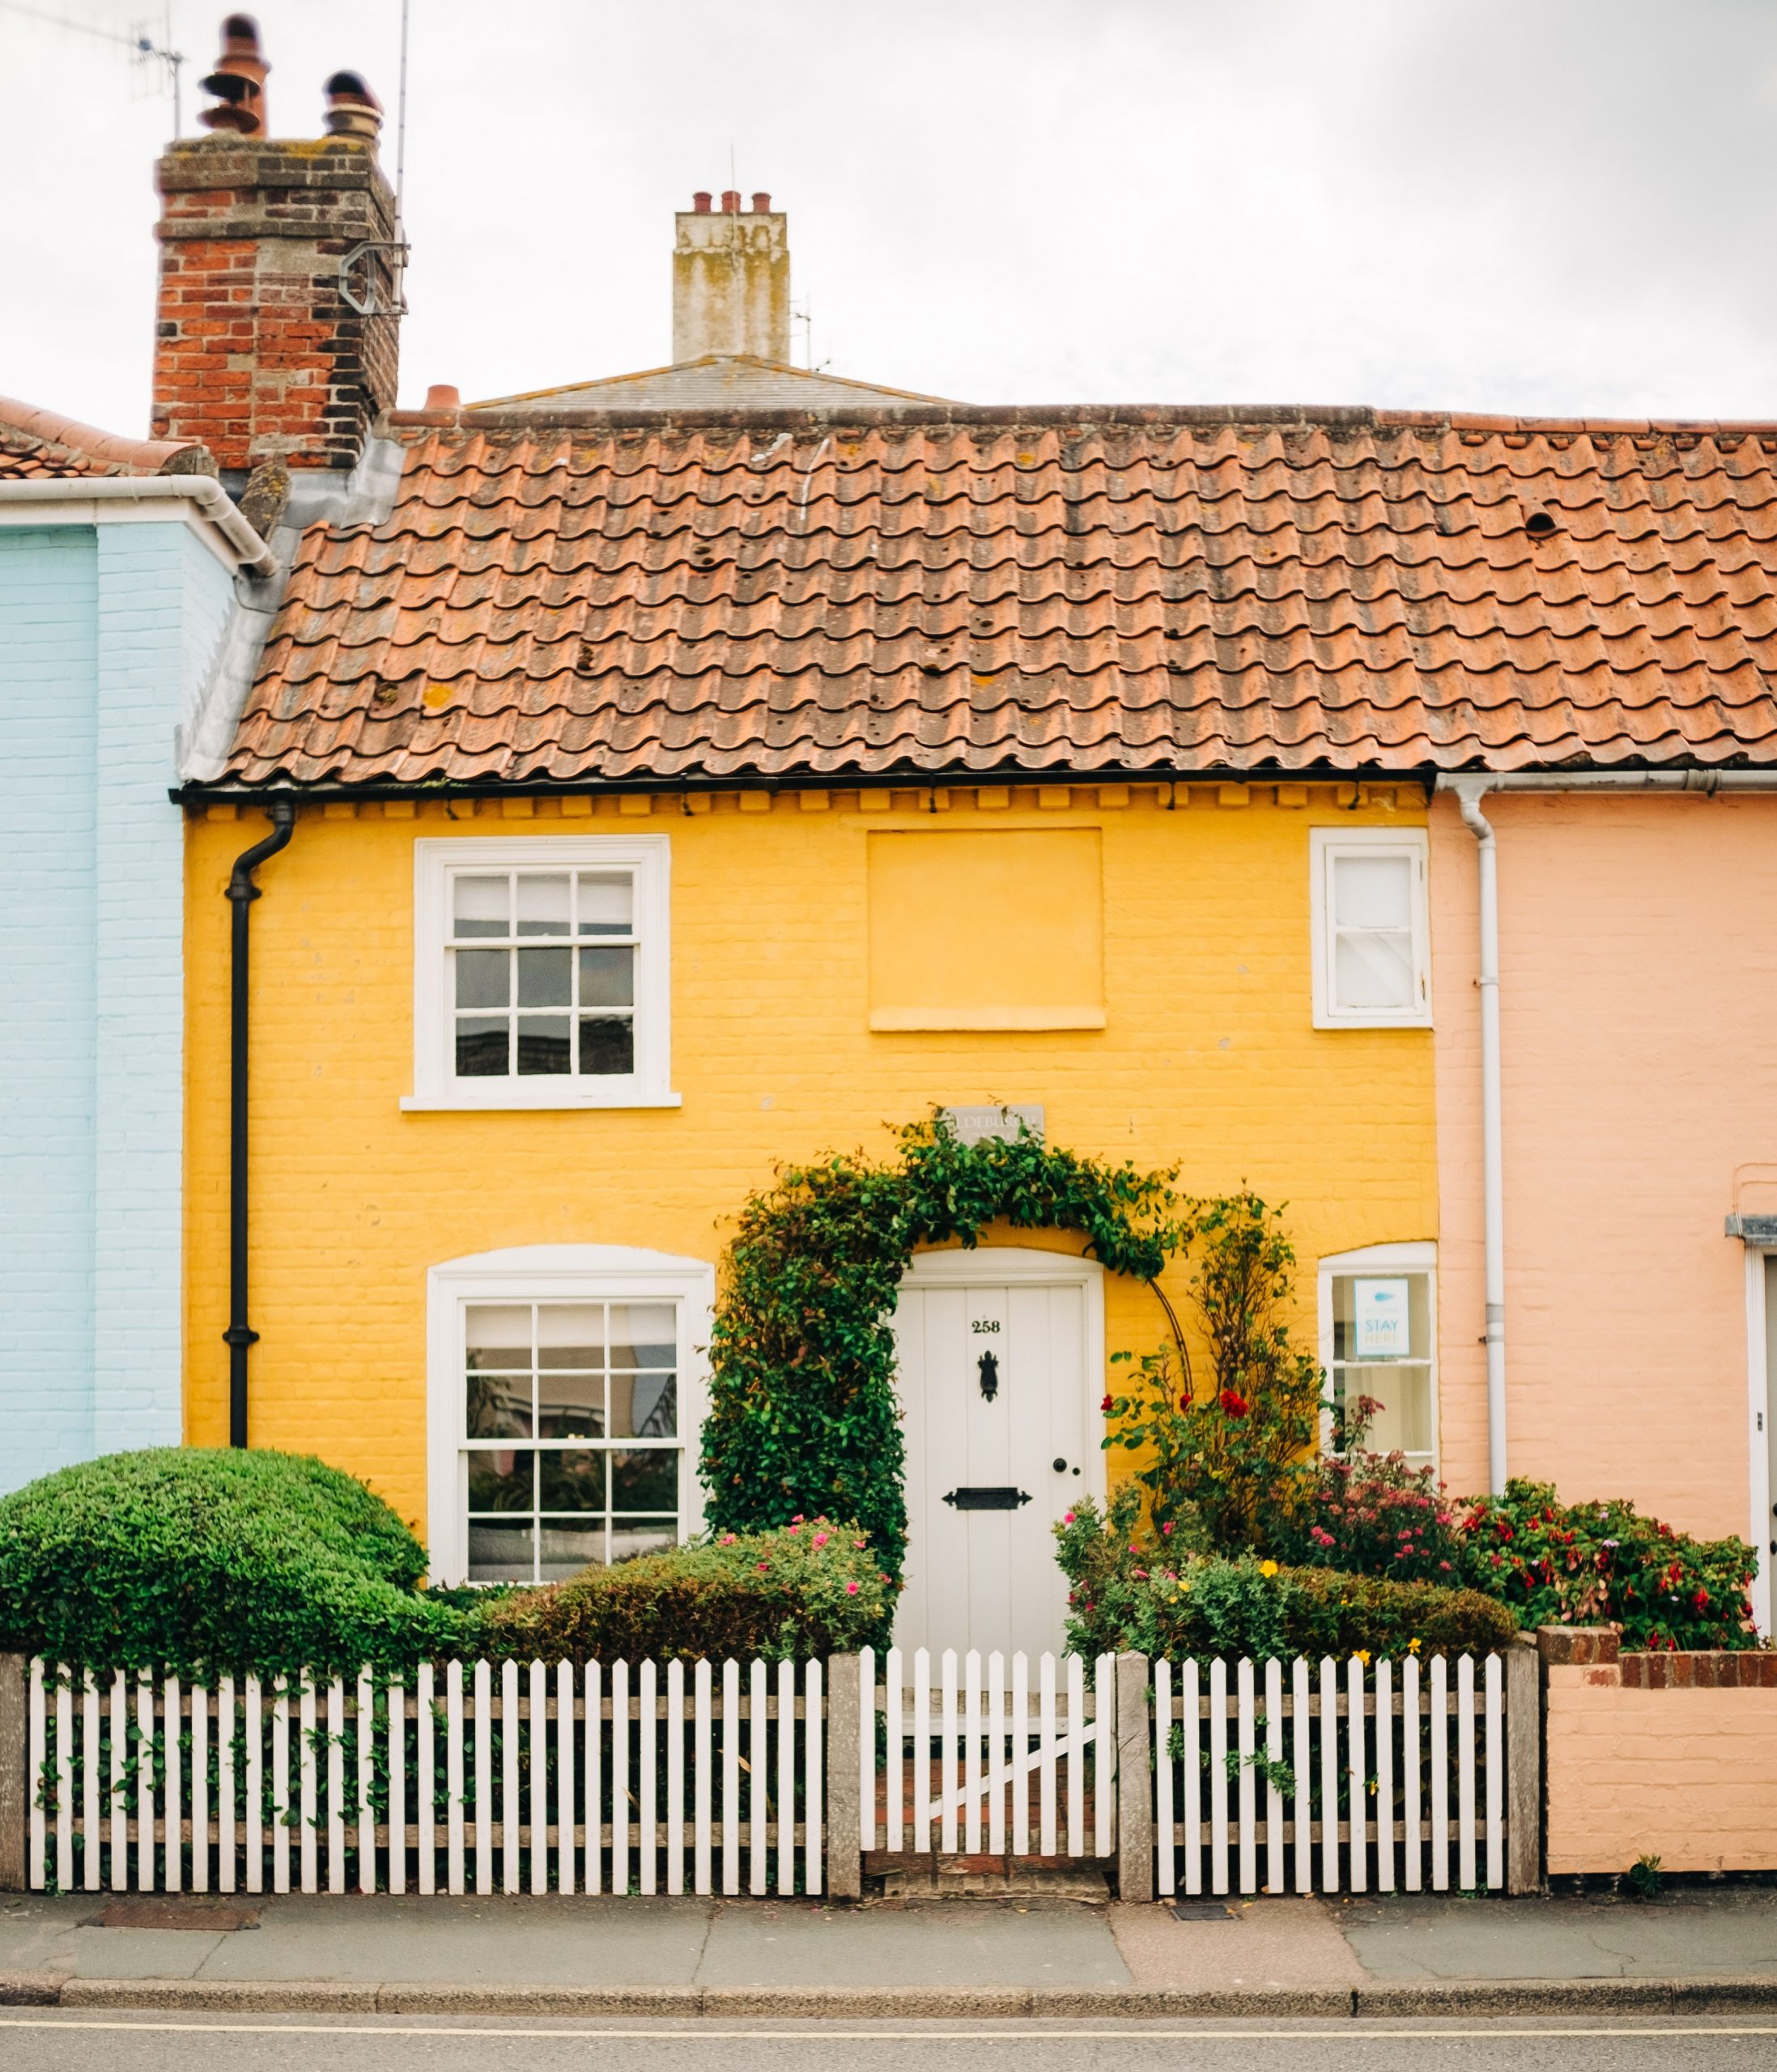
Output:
[[891, 1249, 1104, 1659]]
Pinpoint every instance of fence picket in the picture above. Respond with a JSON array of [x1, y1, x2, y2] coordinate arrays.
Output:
[[1236, 1658, 1256, 1894], [986, 1652, 1005, 1856], [419, 1662, 437, 1896], [585, 1660, 604, 1897], [26, 1661, 44, 1892], [1375, 1658, 1395, 1893], [272, 1676, 291, 1896], [139, 1675, 159, 1894], [219, 1676, 236, 1896], [1457, 1654, 1477, 1892], [1346, 1656, 1367, 1894], [1065, 1654, 1086, 1860], [1430, 1654, 1449, 1892], [1290, 1658, 1311, 1895], [473, 1660, 492, 1897], [325, 1677, 345, 1895], [1403, 1654, 1422, 1893], [639, 1658, 658, 1896], [611, 1659, 631, 1899], [192, 1681, 210, 1894], [110, 1669, 129, 1892], [721, 1658, 740, 1896], [963, 1651, 982, 1856], [300, 1677, 319, 1895], [693, 1658, 712, 1898], [776, 1658, 795, 1896], [1010, 1652, 1030, 1856], [1181, 1658, 1202, 1896], [389, 1675, 406, 1896], [884, 1647, 904, 1853], [805, 1658, 823, 1896], [939, 1651, 959, 1854], [529, 1659, 548, 1896], [445, 1660, 465, 1896], [747, 1658, 766, 1895], [557, 1659, 576, 1896], [1154, 1659, 1174, 1896], [82, 1672, 104, 1891], [1318, 1658, 1338, 1893], [1264, 1658, 1284, 1895], [500, 1658, 520, 1896], [245, 1675, 264, 1896], [162, 1674, 181, 1894], [914, 1650, 933, 1853], [1208, 1658, 1229, 1895], [1484, 1653, 1503, 1891], [55, 1672, 74, 1895], [665, 1658, 685, 1896], [1094, 1654, 1113, 1860]]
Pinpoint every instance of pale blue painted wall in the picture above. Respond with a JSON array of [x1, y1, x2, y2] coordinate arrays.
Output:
[[0, 517, 233, 1490]]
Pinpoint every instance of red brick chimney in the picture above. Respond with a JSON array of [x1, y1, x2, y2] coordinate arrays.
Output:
[[151, 18, 401, 477]]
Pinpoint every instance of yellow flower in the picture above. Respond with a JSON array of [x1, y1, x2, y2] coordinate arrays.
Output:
[[1259, 1559, 1279, 1578], [1357, 1649, 1372, 1666], [1408, 1637, 1422, 1654]]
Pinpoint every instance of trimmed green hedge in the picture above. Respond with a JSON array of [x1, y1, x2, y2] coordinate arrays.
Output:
[[1056, 1492, 1516, 1659], [475, 1517, 894, 1662], [0, 1449, 459, 1679]]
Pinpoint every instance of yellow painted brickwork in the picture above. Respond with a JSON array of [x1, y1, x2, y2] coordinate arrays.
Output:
[[183, 784, 1437, 1541]]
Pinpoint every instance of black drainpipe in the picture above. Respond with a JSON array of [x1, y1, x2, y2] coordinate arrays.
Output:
[[225, 798, 296, 1448]]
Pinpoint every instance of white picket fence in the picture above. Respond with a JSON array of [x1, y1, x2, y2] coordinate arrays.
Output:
[[860, 1646, 1114, 1858], [21, 1648, 1520, 1898], [25, 1657, 823, 1898], [1154, 1653, 1507, 1897]]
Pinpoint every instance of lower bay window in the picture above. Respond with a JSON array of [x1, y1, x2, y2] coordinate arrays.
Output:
[[427, 1246, 712, 1586], [1317, 1241, 1438, 1471]]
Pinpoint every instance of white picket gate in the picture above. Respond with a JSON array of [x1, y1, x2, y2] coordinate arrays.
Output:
[[1153, 1652, 1507, 1897], [24, 1656, 823, 1899], [859, 1647, 1115, 1858]]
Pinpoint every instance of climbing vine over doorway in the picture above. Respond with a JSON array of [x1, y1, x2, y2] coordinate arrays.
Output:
[[699, 1112, 1187, 1580]]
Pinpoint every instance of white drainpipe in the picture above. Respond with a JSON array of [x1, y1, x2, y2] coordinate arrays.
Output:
[[1443, 776, 1508, 1495]]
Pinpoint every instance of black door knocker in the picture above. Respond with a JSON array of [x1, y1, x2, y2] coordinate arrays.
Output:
[[977, 1349, 1000, 1402]]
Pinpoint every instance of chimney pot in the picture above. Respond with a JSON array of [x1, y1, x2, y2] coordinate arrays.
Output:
[[424, 384, 461, 410], [751, 192, 771, 214], [198, 12, 269, 137], [325, 69, 383, 142], [721, 189, 741, 214], [692, 190, 712, 213]]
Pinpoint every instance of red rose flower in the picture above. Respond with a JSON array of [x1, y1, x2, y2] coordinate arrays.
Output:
[[1218, 1389, 1249, 1418]]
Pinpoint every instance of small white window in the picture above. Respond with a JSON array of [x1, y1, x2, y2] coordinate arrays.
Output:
[[1310, 827, 1431, 1028], [1318, 1241, 1439, 1471], [427, 1246, 713, 1586], [407, 837, 678, 1110]]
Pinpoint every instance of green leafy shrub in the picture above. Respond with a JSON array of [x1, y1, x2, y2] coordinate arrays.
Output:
[[473, 1518, 895, 1662], [1456, 1480, 1756, 1650], [701, 1111, 1185, 1579], [1105, 1190, 1327, 1550], [1269, 1448, 1465, 1583], [0, 1449, 463, 1679], [1056, 1490, 1515, 1660]]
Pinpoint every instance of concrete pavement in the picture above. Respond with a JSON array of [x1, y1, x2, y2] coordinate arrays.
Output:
[[0, 1887, 1771, 2018]]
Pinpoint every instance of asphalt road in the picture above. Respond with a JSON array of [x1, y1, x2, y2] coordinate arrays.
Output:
[[0, 2015, 1774, 2070]]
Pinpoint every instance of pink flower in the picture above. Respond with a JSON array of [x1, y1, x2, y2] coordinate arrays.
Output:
[[788, 1524, 800, 1535], [1064, 1512, 1075, 1524], [721, 1534, 736, 1545], [813, 1532, 829, 1547], [846, 1581, 860, 1595], [1161, 1522, 1173, 1536], [792, 1514, 805, 1525]]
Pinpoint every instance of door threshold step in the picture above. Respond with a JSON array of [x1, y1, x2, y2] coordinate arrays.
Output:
[[864, 1850, 1111, 1900]]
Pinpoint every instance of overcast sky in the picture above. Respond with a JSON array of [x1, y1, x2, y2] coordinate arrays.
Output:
[[4, 0, 1775, 436]]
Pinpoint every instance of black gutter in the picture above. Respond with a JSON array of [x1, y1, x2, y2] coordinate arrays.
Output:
[[225, 799, 295, 1450]]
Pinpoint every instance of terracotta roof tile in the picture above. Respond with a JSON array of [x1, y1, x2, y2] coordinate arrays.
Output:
[[0, 394, 208, 480], [226, 409, 1777, 785]]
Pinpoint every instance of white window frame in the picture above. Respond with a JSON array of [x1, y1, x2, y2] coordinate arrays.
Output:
[[405, 834, 679, 1110], [425, 1244, 715, 1586], [1309, 826, 1432, 1029], [1317, 1240, 1439, 1469]]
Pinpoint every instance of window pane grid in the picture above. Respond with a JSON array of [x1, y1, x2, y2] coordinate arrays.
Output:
[[449, 868, 637, 1083], [1327, 1268, 1436, 1465], [463, 1299, 679, 1583]]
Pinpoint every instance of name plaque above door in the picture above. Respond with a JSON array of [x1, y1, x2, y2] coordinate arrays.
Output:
[[939, 1105, 1045, 1147]]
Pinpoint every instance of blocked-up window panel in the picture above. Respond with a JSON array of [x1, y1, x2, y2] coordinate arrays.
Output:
[[866, 830, 1105, 1031]]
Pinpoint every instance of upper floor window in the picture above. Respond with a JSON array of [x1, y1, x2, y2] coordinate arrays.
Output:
[[407, 837, 677, 1110], [1309, 827, 1431, 1029]]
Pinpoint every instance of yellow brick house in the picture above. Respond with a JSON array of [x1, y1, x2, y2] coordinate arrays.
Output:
[[164, 143, 1448, 1658]]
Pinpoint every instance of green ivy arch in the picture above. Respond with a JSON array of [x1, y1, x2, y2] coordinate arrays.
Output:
[[699, 1114, 1187, 1578]]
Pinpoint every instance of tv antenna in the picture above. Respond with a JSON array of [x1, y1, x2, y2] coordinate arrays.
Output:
[[0, 2, 187, 134]]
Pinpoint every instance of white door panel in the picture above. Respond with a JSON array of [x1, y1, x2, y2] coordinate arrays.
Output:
[[892, 1254, 1101, 1658]]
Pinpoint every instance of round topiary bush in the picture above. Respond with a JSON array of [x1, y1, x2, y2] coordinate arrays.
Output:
[[0, 1448, 465, 1679]]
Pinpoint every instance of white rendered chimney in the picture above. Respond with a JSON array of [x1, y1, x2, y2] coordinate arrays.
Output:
[[673, 189, 791, 363]]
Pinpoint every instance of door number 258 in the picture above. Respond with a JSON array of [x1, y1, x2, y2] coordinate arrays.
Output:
[[971, 1319, 1001, 1334]]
